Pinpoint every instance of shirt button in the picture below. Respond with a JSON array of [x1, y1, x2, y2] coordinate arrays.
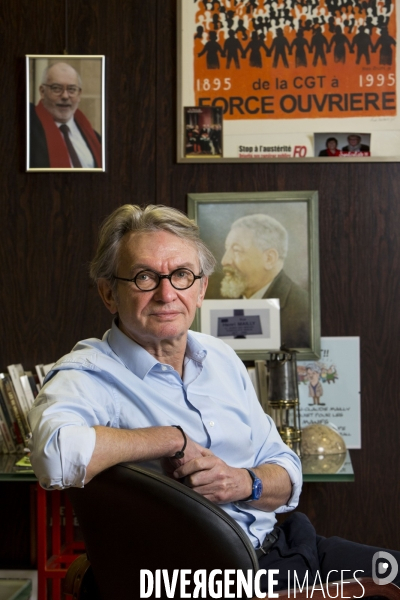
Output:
[[161, 366, 168, 371], [209, 421, 215, 427]]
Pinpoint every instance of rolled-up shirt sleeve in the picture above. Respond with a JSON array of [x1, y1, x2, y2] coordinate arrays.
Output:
[[256, 415, 302, 512], [28, 366, 114, 490], [238, 358, 303, 512]]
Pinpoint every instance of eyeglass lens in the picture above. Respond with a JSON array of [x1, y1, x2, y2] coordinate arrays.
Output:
[[135, 269, 196, 291], [46, 84, 80, 96]]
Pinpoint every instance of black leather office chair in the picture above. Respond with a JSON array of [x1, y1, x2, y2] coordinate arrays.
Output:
[[66, 462, 258, 599], [65, 463, 400, 600]]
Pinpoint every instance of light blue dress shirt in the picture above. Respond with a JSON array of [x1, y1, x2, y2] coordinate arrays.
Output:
[[28, 320, 302, 548]]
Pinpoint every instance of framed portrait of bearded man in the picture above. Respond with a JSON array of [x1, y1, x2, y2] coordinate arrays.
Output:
[[188, 191, 320, 361]]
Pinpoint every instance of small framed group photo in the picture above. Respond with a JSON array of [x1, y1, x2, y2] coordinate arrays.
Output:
[[26, 55, 105, 172], [188, 191, 320, 361], [184, 106, 223, 158]]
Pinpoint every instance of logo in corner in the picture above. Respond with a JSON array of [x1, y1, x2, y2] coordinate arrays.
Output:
[[372, 551, 398, 585]]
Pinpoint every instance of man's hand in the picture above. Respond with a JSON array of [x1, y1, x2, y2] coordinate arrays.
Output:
[[172, 447, 252, 504], [161, 439, 205, 477], [172, 448, 293, 511]]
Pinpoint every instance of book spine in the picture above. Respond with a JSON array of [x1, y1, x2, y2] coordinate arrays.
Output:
[[35, 364, 45, 387], [0, 396, 16, 452], [0, 417, 14, 453], [0, 424, 8, 453], [2, 376, 29, 445], [7, 364, 31, 417], [20, 375, 36, 409], [0, 378, 24, 450]]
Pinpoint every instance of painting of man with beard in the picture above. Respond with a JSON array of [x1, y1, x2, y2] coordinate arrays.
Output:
[[220, 214, 310, 349]]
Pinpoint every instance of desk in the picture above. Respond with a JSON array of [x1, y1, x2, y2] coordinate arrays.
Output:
[[0, 455, 36, 483]]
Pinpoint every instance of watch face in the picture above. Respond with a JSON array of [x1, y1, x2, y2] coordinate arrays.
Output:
[[253, 478, 263, 500]]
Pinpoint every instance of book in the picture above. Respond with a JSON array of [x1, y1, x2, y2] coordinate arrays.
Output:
[[35, 364, 45, 387], [0, 424, 8, 453], [0, 398, 16, 452], [20, 374, 37, 408], [0, 374, 30, 446], [0, 382, 18, 451], [7, 363, 31, 416], [0, 375, 24, 451], [35, 362, 55, 387]]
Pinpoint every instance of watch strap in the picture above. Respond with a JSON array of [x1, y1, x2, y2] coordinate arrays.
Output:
[[244, 468, 262, 501]]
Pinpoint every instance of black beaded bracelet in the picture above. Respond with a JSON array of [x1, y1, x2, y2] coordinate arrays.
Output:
[[172, 425, 187, 459]]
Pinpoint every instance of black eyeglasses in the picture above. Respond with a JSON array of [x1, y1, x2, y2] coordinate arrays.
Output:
[[113, 268, 203, 292], [42, 84, 81, 96]]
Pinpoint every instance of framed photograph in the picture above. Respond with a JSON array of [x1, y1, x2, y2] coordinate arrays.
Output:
[[26, 55, 105, 172], [188, 191, 320, 361], [177, 0, 399, 163], [314, 133, 371, 157], [200, 298, 281, 353], [184, 106, 223, 157]]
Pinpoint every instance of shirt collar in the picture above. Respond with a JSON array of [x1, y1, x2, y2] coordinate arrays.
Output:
[[55, 117, 75, 129], [105, 319, 207, 380]]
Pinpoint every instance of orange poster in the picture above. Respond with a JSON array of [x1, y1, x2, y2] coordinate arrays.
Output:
[[179, 0, 399, 159]]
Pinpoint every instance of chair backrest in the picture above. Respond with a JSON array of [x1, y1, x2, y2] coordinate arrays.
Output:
[[67, 463, 258, 600]]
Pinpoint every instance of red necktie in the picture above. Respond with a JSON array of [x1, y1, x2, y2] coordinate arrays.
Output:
[[59, 124, 82, 168]]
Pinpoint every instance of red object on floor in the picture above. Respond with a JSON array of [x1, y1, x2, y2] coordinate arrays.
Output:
[[36, 484, 85, 600]]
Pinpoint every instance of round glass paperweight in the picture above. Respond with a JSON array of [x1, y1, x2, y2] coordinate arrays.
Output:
[[301, 424, 346, 455]]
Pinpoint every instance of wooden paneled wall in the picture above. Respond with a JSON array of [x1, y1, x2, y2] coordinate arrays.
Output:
[[1, 0, 399, 567]]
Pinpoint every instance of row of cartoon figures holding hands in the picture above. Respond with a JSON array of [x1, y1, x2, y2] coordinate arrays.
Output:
[[197, 26, 396, 69]]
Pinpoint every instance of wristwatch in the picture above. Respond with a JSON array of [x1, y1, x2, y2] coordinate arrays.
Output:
[[244, 468, 263, 501]]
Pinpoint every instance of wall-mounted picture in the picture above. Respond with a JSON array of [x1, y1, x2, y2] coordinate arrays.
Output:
[[178, 0, 399, 163], [315, 133, 371, 157], [188, 191, 320, 361], [184, 106, 223, 157], [200, 299, 281, 355], [26, 55, 105, 172]]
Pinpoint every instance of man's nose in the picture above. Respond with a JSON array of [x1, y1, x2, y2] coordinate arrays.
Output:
[[153, 278, 178, 301], [60, 87, 69, 99], [221, 249, 232, 266]]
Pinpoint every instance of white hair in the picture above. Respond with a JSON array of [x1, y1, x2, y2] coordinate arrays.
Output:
[[230, 213, 288, 259]]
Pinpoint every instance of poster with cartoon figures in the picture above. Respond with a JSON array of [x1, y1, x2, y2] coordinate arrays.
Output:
[[178, 0, 399, 160], [297, 337, 361, 448]]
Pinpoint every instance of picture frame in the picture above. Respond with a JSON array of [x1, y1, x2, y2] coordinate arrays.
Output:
[[200, 298, 281, 353], [177, 0, 399, 163], [188, 191, 320, 361], [26, 55, 105, 172]]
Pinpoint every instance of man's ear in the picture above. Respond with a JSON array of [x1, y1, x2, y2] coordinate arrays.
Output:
[[39, 85, 45, 99], [196, 276, 208, 308], [97, 278, 118, 315], [262, 248, 280, 270]]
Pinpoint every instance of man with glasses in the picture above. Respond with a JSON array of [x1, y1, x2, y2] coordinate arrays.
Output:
[[28, 204, 400, 591], [29, 62, 102, 169]]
